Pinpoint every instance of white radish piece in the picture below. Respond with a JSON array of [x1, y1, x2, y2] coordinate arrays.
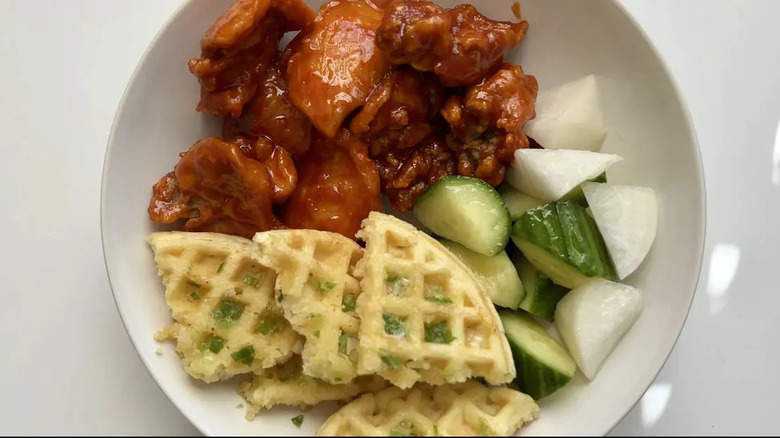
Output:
[[554, 278, 643, 380], [526, 75, 608, 151], [582, 182, 658, 279], [506, 149, 622, 202]]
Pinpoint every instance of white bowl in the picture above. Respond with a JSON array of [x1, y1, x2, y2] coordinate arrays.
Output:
[[101, 0, 706, 435]]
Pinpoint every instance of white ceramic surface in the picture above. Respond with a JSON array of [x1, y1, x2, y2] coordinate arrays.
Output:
[[100, 0, 704, 435]]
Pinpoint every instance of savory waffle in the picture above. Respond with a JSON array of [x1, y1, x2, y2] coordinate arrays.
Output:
[[253, 229, 363, 383], [353, 212, 516, 388], [238, 355, 387, 420], [316, 380, 540, 436], [148, 231, 300, 383]]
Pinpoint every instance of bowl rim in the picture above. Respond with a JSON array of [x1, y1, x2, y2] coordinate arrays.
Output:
[[99, 0, 707, 435], [597, 0, 706, 433]]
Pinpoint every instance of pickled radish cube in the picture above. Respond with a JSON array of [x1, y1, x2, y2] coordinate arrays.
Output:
[[582, 182, 658, 280], [526, 75, 608, 152], [555, 278, 643, 380], [506, 149, 622, 202]]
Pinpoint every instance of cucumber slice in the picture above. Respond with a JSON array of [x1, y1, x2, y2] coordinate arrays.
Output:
[[498, 184, 546, 221], [512, 241, 591, 290], [511, 201, 616, 289], [414, 176, 511, 256], [439, 239, 525, 310], [499, 310, 576, 400], [512, 253, 570, 321]]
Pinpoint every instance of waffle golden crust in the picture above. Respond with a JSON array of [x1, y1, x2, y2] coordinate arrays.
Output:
[[353, 212, 516, 389], [316, 380, 540, 436], [148, 231, 301, 383], [239, 355, 387, 420], [253, 229, 364, 383]]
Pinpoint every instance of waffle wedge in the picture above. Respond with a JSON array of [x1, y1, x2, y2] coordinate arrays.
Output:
[[148, 231, 300, 383], [316, 380, 539, 436], [239, 355, 387, 420], [253, 229, 363, 383], [353, 212, 516, 388]]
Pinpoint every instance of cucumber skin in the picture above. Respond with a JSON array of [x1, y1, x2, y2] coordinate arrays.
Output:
[[414, 176, 511, 256], [512, 201, 617, 282], [439, 239, 525, 310], [527, 283, 569, 321], [513, 253, 570, 321], [499, 310, 575, 400], [560, 172, 608, 206], [511, 340, 574, 400], [512, 240, 591, 289]]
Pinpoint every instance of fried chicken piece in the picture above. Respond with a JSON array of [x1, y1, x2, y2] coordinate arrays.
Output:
[[442, 63, 538, 186], [222, 54, 312, 160], [149, 171, 192, 224], [346, 68, 453, 211], [375, 0, 451, 71], [286, 0, 390, 138], [200, 0, 315, 53], [280, 129, 382, 239], [148, 136, 296, 238], [189, 0, 315, 117], [349, 68, 447, 156], [375, 135, 456, 211], [376, 0, 528, 86]]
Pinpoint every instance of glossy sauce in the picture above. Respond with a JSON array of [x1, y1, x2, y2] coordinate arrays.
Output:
[[280, 129, 382, 238], [376, 0, 528, 86], [286, 0, 390, 137], [148, 136, 296, 238], [222, 55, 312, 160]]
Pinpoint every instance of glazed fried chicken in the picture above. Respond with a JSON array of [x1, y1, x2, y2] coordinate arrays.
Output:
[[222, 53, 312, 160], [148, 136, 296, 238], [442, 63, 539, 186], [280, 129, 382, 239], [376, 0, 528, 86], [188, 0, 315, 117], [350, 68, 447, 156], [152, 0, 539, 237], [285, 0, 390, 138]]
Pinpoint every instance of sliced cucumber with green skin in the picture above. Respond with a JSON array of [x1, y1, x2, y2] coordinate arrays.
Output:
[[511, 201, 616, 289], [512, 252, 570, 321], [499, 310, 576, 400], [560, 172, 607, 206], [439, 239, 525, 310], [414, 176, 511, 256], [512, 241, 591, 290], [498, 184, 546, 221]]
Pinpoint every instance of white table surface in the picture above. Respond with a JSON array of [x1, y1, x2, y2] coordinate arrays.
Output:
[[1, 0, 778, 435]]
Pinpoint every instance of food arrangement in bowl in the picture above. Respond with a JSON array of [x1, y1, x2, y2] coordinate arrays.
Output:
[[101, 0, 703, 435]]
